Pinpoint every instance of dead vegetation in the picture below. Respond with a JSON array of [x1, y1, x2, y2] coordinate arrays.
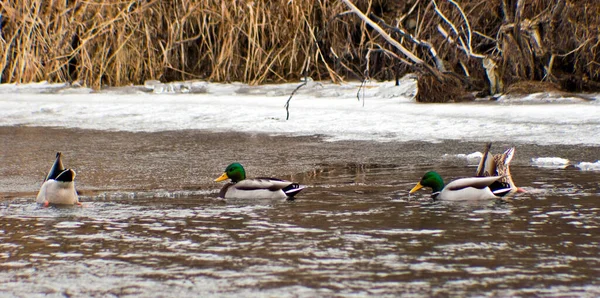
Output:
[[0, 0, 598, 100]]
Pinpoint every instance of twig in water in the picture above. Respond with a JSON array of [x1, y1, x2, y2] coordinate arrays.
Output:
[[357, 79, 367, 107], [358, 48, 374, 106], [285, 79, 308, 120]]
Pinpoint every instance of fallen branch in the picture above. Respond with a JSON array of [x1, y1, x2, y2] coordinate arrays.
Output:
[[448, 0, 474, 55], [432, 0, 485, 60], [341, 0, 442, 81], [369, 13, 446, 72], [432, 0, 468, 54], [437, 25, 486, 59], [398, 0, 421, 26], [340, 0, 424, 65]]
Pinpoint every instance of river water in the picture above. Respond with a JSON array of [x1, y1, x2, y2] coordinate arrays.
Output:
[[1, 127, 599, 297]]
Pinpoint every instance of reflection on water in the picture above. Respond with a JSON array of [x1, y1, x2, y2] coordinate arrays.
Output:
[[1, 128, 599, 297]]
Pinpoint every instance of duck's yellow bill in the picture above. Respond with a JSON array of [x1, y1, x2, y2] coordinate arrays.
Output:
[[214, 173, 229, 182], [409, 182, 423, 194]]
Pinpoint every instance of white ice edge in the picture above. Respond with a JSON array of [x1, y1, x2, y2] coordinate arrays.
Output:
[[1, 79, 599, 146], [443, 152, 484, 165], [449, 153, 600, 173], [575, 161, 600, 171], [531, 157, 570, 169]]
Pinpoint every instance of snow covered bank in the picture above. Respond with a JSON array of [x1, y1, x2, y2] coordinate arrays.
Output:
[[1, 79, 599, 145]]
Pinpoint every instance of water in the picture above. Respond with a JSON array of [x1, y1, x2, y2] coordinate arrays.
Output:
[[1, 127, 599, 297]]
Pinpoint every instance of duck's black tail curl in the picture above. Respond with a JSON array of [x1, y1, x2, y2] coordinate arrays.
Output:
[[283, 183, 305, 200], [489, 181, 512, 197]]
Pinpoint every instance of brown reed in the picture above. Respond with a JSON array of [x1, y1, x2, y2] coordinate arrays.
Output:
[[0, 0, 598, 93]]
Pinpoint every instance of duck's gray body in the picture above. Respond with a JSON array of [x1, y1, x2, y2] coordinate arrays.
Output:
[[219, 178, 305, 200], [436, 176, 505, 201]]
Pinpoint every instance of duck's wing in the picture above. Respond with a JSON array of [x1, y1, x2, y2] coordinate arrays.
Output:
[[476, 143, 496, 177], [494, 148, 514, 176], [223, 178, 305, 200], [438, 186, 498, 201], [45, 152, 65, 181], [493, 147, 518, 194], [500, 147, 515, 166], [445, 176, 502, 191], [475, 144, 520, 195], [235, 178, 293, 191]]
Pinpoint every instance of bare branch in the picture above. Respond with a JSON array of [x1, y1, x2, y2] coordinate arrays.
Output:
[[340, 0, 425, 65], [398, 0, 421, 25], [437, 25, 486, 59], [432, 0, 468, 55], [285, 57, 311, 120], [447, 0, 473, 55], [369, 13, 446, 71]]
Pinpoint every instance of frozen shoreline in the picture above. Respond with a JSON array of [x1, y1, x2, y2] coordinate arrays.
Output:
[[1, 79, 599, 146]]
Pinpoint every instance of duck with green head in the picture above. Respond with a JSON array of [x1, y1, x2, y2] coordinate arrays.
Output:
[[410, 171, 511, 201], [214, 163, 305, 200]]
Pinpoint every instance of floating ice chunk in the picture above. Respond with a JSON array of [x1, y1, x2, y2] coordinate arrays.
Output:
[[0, 261, 31, 268], [54, 221, 84, 229], [464, 151, 483, 161], [443, 152, 483, 165], [531, 157, 569, 168], [575, 161, 600, 171]]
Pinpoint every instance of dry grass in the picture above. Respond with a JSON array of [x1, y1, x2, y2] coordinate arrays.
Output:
[[0, 0, 598, 92], [0, 0, 354, 88]]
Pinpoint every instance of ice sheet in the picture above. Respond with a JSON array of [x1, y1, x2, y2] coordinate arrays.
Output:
[[1, 79, 599, 145]]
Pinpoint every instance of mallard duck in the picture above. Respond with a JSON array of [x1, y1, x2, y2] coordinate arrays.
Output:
[[475, 143, 525, 195], [409, 171, 511, 201], [36, 152, 80, 206], [214, 163, 305, 200]]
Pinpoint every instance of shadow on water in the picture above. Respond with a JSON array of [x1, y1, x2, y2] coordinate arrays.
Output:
[[1, 127, 599, 297]]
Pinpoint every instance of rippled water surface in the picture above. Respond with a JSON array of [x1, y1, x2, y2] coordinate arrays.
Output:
[[1, 127, 599, 297]]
